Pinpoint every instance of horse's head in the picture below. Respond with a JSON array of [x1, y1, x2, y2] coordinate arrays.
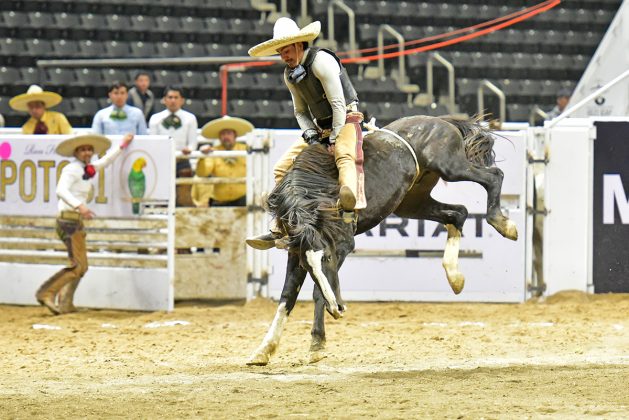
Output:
[[300, 227, 354, 319], [268, 144, 357, 319]]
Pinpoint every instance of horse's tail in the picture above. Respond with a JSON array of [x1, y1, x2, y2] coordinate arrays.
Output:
[[441, 115, 496, 167], [266, 145, 344, 251]]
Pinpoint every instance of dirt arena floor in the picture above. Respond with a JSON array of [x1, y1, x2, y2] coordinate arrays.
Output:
[[1, 291, 627, 419]]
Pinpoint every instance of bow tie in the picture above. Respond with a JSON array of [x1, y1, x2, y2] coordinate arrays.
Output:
[[34, 120, 48, 134], [110, 108, 127, 120], [82, 164, 96, 180], [162, 113, 182, 129]]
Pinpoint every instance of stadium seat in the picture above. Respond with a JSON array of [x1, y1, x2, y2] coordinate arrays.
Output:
[[103, 40, 131, 58], [101, 68, 130, 86], [130, 42, 157, 57], [20, 67, 40, 87], [180, 43, 206, 57], [153, 70, 182, 89], [507, 103, 530, 123], [207, 43, 232, 57], [24, 39, 55, 59], [51, 39, 80, 59], [78, 40, 107, 58], [180, 70, 208, 97], [0, 67, 21, 96], [74, 67, 103, 96], [156, 42, 182, 58]]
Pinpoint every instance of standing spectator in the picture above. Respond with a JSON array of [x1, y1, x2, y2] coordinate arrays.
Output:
[[127, 71, 155, 122], [9, 85, 72, 134], [546, 88, 571, 120], [192, 116, 253, 207], [149, 86, 199, 206], [36, 133, 134, 315], [92, 82, 147, 135]]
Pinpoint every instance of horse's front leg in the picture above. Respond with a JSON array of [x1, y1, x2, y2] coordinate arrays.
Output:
[[247, 252, 306, 366]]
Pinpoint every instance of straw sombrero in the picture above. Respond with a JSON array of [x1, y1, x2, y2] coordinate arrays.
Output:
[[201, 115, 254, 139], [56, 134, 111, 157], [248, 17, 321, 57], [9, 85, 63, 112]]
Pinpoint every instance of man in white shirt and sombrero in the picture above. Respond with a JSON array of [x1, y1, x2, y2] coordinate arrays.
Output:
[[193, 115, 253, 207], [246, 17, 364, 250], [10, 85, 72, 135], [35, 133, 133, 315]]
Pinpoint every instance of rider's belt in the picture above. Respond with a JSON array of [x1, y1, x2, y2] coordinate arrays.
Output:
[[58, 210, 82, 221], [316, 109, 364, 134]]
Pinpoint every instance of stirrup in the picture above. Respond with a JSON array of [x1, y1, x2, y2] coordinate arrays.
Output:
[[341, 210, 356, 224]]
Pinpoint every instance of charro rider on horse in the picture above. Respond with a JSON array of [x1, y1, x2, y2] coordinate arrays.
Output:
[[246, 17, 365, 250]]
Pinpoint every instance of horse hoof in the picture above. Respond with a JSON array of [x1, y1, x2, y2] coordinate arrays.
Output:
[[309, 351, 327, 364], [504, 220, 518, 241], [246, 352, 270, 366], [326, 305, 343, 320], [448, 273, 465, 295]]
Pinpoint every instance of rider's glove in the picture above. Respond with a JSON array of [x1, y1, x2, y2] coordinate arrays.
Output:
[[302, 128, 320, 145]]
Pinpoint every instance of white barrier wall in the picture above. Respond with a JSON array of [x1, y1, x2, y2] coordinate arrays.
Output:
[[543, 120, 594, 295], [265, 129, 528, 303]]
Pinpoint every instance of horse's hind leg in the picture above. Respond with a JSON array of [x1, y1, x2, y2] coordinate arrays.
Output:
[[247, 252, 307, 366], [432, 158, 518, 241], [396, 190, 468, 293]]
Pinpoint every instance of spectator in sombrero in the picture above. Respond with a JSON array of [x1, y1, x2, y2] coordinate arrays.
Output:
[[9, 85, 72, 135], [92, 81, 147, 135]]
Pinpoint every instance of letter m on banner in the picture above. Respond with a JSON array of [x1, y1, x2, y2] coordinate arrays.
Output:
[[603, 174, 629, 224]]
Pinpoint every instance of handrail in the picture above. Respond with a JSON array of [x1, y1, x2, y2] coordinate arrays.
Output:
[[548, 68, 629, 128], [377, 24, 406, 86], [327, 0, 357, 58], [529, 105, 549, 125], [426, 52, 455, 114], [36, 56, 281, 68], [477, 79, 506, 123]]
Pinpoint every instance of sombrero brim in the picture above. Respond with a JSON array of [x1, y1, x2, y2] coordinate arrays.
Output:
[[201, 116, 254, 139], [248, 21, 321, 57], [56, 134, 111, 157], [9, 92, 62, 112]]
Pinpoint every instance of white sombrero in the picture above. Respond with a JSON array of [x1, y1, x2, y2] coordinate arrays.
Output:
[[201, 115, 254, 139], [248, 17, 321, 57], [9, 85, 63, 112], [56, 134, 111, 157]]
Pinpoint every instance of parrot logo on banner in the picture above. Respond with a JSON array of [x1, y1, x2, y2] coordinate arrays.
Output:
[[119, 150, 157, 216], [128, 157, 147, 215]]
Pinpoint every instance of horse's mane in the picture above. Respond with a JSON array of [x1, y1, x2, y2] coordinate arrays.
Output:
[[266, 144, 345, 252], [439, 115, 496, 167]]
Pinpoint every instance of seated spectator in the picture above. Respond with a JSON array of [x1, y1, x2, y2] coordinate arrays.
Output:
[[9, 85, 72, 134], [127, 71, 155, 122], [92, 81, 147, 135], [546, 88, 571, 120], [192, 116, 253, 207], [148, 86, 198, 207], [0, 113, 4, 127]]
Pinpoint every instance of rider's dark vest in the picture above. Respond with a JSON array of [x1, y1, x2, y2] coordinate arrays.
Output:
[[285, 47, 358, 129]]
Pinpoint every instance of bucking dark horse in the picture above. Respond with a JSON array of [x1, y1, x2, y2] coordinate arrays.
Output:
[[248, 115, 518, 366]]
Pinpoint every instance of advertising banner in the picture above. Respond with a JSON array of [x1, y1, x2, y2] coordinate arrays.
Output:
[[0, 134, 172, 217], [593, 121, 629, 292]]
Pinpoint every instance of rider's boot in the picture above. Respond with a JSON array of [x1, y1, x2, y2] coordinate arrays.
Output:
[[246, 230, 284, 250]]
